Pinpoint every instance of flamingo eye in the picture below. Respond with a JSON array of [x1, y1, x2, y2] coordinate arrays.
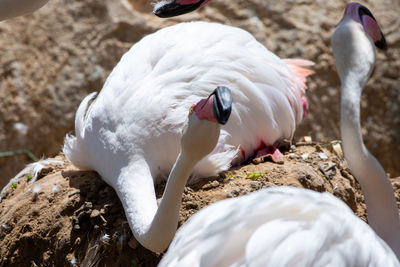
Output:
[[189, 104, 195, 115]]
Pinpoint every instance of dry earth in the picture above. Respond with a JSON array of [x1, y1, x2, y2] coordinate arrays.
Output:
[[3, 142, 400, 266], [1, 0, 400, 188]]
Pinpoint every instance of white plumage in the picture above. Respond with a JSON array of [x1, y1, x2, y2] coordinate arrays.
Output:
[[159, 187, 399, 267], [64, 21, 311, 182], [160, 3, 400, 265], [332, 2, 400, 259], [63, 21, 312, 252]]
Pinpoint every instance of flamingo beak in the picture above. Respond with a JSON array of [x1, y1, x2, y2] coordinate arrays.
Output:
[[212, 86, 232, 125], [358, 6, 387, 50], [153, 0, 206, 18]]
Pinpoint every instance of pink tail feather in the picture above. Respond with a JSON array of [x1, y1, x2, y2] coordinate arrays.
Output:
[[283, 59, 314, 119], [283, 59, 314, 91]]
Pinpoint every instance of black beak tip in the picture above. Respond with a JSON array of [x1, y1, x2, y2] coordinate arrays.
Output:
[[212, 86, 232, 125], [153, 4, 171, 18], [375, 35, 387, 51], [153, 0, 204, 18]]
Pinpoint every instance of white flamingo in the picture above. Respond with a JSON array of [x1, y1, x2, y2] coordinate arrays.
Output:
[[159, 3, 400, 265], [159, 187, 399, 266], [0, 0, 48, 21], [63, 21, 312, 252], [332, 1, 400, 258]]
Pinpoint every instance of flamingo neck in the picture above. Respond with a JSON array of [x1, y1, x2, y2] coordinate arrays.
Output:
[[115, 151, 197, 253], [340, 75, 400, 259], [142, 151, 197, 251]]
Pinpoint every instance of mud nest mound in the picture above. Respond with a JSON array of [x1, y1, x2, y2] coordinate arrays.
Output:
[[1, 142, 400, 266]]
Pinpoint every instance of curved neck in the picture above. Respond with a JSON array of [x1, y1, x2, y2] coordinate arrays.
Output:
[[142, 151, 197, 252], [340, 76, 400, 258], [116, 151, 197, 253], [0, 0, 48, 21]]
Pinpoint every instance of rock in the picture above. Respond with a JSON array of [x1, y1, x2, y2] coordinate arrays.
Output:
[[202, 180, 220, 190], [318, 162, 337, 179], [185, 201, 199, 210], [250, 181, 263, 190], [210, 180, 220, 188], [90, 209, 100, 219]]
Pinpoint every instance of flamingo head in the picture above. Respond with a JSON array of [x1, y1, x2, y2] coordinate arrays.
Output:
[[341, 2, 386, 50], [331, 3, 386, 83], [181, 86, 232, 161], [154, 0, 212, 18], [192, 86, 232, 125]]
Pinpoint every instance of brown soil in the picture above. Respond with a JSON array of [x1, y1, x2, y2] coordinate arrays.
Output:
[[1, 0, 400, 188], [1, 142, 400, 266]]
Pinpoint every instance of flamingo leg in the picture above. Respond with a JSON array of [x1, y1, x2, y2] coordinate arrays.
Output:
[[255, 146, 284, 159]]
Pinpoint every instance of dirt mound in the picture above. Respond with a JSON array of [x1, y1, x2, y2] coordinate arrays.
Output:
[[2, 142, 399, 266], [1, 0, 400, 188]]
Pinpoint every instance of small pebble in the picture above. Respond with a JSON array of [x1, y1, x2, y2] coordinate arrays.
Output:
[[90, 209, 100, 219], [210, 181, 219, 188], [318, 153, 328, 160], [250, 181, 262, 190], [202, 184, 212, 190], [226, 193, 234, 198], [185, 201, 198, 209], [202, 180, 220, 190]]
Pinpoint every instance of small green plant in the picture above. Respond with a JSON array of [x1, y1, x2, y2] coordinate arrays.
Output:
[[246, 171, 266, 180], [225, 172, 234, 179], [11, 182, 17, 189], [27, 174, 32, 181]]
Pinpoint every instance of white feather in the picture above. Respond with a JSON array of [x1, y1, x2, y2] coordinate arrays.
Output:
[[51, 184, 60, 194], [70, 257, 77, 265], [159, 187, 400, 267], [32, 185, 41, 196], [63, 21, 309, 185], [100, 233, 110, 243]]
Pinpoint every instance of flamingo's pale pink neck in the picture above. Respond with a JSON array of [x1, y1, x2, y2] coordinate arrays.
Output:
[[332, 15, 400, 258]]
